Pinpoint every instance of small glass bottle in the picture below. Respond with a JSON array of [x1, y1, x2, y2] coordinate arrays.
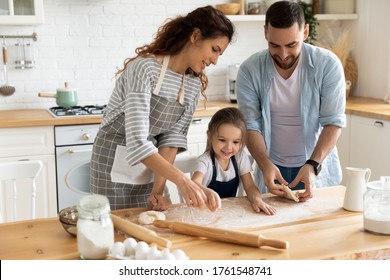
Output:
[[77, 194, 114, 259], [363, 177, 390, 235], [247, 2, 261, 14]]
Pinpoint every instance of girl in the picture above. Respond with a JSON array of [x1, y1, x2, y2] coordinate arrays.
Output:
[[192, 107, 276, 215], [90, 6, 234, 211]]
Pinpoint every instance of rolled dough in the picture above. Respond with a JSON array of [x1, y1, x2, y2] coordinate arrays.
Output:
[[138, 210, 166, 225], [282, 185, 300, 202]]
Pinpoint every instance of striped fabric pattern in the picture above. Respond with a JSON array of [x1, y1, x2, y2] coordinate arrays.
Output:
[[90, 55, 201, 209]]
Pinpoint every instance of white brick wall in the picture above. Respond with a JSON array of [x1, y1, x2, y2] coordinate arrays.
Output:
[[0, 0, 389, 109], [1, 0, 258, 109]]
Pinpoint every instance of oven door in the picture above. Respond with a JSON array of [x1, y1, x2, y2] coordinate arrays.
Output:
[[56, 145, 92, 212]]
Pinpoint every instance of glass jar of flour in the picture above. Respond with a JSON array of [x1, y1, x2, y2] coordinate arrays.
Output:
[[363, 177, 390, 235], [77, 194, 114, 259]]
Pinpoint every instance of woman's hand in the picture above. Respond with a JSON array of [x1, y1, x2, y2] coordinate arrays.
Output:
[[147, 194, 172, 211], [199, 186, 221, 212], [176, 176, 222, 211]]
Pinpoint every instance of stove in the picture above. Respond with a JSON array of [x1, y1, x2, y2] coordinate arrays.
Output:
[[48, 105, 106, 117]]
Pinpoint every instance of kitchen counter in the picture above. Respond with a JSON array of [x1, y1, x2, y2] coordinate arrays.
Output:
[[0, 186, 389, 260], [0, 101, 237, 128], [346, 96, 390, 121], [0, 96, 389, 128]]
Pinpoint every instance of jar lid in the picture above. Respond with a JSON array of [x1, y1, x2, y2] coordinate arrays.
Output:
[[367, 180, 390, 190], [77, 194, 111, 219]]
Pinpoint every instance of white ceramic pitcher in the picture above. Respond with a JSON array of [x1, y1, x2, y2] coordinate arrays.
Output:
[[343, 167, 371, 211]]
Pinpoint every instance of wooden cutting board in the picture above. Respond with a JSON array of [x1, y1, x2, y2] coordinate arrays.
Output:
[[116, 186, 354, 232]]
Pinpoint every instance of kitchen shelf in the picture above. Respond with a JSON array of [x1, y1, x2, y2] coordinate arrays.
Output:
[[0, 0, 44, 25], [227, 14, 358, 22]]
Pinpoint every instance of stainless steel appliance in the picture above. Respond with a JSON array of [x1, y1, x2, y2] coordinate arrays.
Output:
[[53, 105, 104, 211], [228, 64, 240, 103], [49, 105, 106, 117]]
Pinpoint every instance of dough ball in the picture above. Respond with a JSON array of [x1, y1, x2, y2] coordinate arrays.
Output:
[[282, 185, 300, 202], [138, 210, 166, 225]]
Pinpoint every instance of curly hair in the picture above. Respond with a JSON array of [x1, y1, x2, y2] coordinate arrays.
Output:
[[116, 5, 234, 99]]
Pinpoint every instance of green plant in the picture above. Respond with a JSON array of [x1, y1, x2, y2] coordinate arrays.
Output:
[[298, 1, 319, 45]]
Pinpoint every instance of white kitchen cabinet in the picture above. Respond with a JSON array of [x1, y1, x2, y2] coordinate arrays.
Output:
[[185, 117, 211, 157], [337, 114, 351, 185], [349, 115, 390, 181], [0, 0, 44, 25], [0, 126, 56, 222]]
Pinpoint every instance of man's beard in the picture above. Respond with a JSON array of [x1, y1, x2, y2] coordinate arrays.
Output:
[[272, 53, 301, 70]]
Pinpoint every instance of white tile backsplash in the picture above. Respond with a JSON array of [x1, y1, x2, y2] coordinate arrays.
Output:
[[0, 0, 389, 109]]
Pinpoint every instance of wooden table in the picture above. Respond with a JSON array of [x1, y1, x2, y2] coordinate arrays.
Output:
[[1, 186, 389, 260]]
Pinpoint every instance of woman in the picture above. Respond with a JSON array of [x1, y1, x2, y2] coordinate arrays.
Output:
[[90, 6, 235, 212]]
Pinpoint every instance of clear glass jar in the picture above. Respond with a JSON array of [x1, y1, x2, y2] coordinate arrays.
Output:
[[363, 177, 390, 235], [247, 2, 261, 14], [77, 194, 114, 259]]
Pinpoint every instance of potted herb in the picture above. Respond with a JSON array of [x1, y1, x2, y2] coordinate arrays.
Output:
[[298, 1, 319, 45]]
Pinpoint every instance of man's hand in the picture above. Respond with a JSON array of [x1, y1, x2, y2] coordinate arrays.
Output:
[[290, 164, 316, 201]]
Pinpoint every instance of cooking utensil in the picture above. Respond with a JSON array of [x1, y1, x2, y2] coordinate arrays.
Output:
[[152, 220, 289, 249], [58, 205, 78, 237], [110, 214, 172, 249], [38, 82, 78, 107], [0, 43, 16, 96]]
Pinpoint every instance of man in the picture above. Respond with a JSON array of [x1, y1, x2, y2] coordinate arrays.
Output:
[[236, 1, 346, 201]]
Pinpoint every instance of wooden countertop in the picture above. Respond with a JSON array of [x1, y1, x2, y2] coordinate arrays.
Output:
[[346, 96, 390, 121], [1, 97, 389, 128], [0, 101, 237, 128], [1, 186, 389, 260]]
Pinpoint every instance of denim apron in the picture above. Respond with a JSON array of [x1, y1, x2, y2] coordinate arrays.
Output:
[[207, 155, 240, 198]]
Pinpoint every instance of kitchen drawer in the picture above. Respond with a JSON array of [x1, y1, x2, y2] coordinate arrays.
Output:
[[349, 115, 390, 181], [0, 126, 54, 157]]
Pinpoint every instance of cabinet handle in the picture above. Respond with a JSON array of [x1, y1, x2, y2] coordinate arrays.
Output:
[[67, 149, 92, 154], [374, 121, 384, 127], [192, 118, 202, 124]]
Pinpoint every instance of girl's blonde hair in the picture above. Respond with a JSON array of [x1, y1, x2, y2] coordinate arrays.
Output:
[[205, 107, 246, 156]]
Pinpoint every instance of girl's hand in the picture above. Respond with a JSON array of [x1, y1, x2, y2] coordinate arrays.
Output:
[[147, 194, 172, 211], [250, 196, 276, 215]]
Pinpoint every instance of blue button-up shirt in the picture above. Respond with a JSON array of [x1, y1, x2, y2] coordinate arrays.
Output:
[[236, 43, 346, 191]]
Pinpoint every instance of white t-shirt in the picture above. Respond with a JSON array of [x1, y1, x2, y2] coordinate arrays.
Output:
[[194, 150, 253, 187], [269, 57, 306, 167]]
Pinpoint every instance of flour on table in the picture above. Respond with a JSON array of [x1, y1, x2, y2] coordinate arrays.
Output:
[[163, 194, 344, 230], [138, 210, 166, 225]]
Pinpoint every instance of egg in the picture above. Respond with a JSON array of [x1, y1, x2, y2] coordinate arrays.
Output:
[[109, 242, 126, 258], [172, 249, 189, 260], [146, 246, 162, 260], [134, 241, 149, 260], [160, 248, 175, 260], [123, 237, 138, 257]]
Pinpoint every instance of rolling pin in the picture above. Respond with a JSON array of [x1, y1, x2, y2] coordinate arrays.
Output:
[[153, 220, 289, 250], [111, 214, 172, 248]]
